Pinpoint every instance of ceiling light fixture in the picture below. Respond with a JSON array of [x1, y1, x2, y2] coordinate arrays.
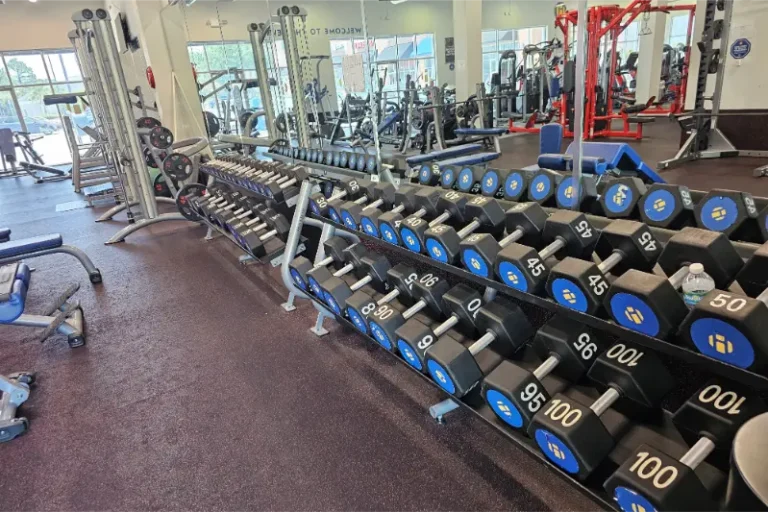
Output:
[[390, 0, 408, 4]]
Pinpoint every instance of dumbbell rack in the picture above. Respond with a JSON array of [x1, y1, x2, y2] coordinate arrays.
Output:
[[268, 152, 405, 186]]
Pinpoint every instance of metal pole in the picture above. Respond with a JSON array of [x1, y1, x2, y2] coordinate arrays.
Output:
[[359, 0, 387, 182], [249, 23, 279, 140], [710, 0, 733, 131], [571, 0, 588, 209], [278, 8, 311, 148]]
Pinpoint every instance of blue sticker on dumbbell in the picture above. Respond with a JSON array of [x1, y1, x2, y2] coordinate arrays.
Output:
[[457, 167, 474, 192], [550, 278, 589, 312], [505, 172, 525, 199], [609, 293, 660, 337], [643, 189, 676, 223], [380, 224, 399, 245], [419, 165, 432, 184], [369, 322, 392, 351], [604, 183, 635, 214], [309, 202, 320, 215], [427, 360, 456, 394], [400, 227, 422, 252], [481, 170, 499, 195], [341, 212, 357, 230], [366, 157, 376, 172], [347, 308, 368, 335], [425, 239, 449, 263], [361, 217, 379, 238], [496, 262, 530, 292], [556, 177, 576, 208], [534, 429, 580, 474], [290, 269, 306, 290], [486, 389, 524, 428], [699, 196, 738, 232], [613, 487, 657, 512], [308, 277, 323, 297], [462, 248, 490, 278], [441, 168, 455, 188], [324, 293, 342, 316], [688, 317, 755, 369], [529, 174, 552, 202], [328, 208, 341, 224], [397, 339, 422, 371]]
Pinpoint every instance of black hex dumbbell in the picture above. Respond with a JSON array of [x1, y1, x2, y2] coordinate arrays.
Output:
[[379, 188, 441, 246], [424, 196, 506, 264], [425, 300, 534, 397], [359, 185, 417, 239], [264, 167, 309, 202], [599, 177, 647, 218], [340, 182, 396, 231], [308, 177, 365, 219], [529, 340, 674, 481], [604, 379, 766, 512], [305, 243, 368, 299], [495, 210, 599, 294], [694, 189, 759, 241], [394, 284, 482, 373], [319, 255, 392, 317], [639, 183, 696, 229], [344, 263, 418, 336], [527, 169, 563, 206], [240, 211, 292, 257], [547, 220, 661, 315], [399, 190, 467, 254], [288, 236, 351, 292]]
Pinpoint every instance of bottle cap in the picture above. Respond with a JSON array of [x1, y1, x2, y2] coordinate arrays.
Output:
[[689, 263, 704, 274]]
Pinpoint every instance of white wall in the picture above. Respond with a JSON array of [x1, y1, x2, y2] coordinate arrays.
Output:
[[0, 0, 105, 51]]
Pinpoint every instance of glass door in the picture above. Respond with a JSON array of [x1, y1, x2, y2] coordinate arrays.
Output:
[[0, 88, 24, 162]]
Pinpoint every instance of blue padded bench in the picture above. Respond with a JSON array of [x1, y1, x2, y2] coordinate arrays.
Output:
[[0, 231, 102, 284], [454, 127, 507, 136], [564, 142, 664, 183], [417, 152, 501, 185], [406, 143, 484, 166], [0, 263, 30, 323], [0, 228, 9, 243], [538, 154, 609, 175]]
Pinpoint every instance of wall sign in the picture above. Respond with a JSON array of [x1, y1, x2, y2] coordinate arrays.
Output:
[[445, 37, 455, 65], [730, 38, 751, 60]]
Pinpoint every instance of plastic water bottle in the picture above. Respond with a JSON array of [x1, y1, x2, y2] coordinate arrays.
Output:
[[682, 263, 715, 308]]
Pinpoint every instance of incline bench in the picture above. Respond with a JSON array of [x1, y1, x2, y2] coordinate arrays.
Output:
[[407, 138, 503, 187]]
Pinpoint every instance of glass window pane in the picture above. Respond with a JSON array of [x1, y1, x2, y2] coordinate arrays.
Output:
[[416, 58, 435, 88], [4, 53, 49, 85], [205, 44, 229, 72], [188, 45, 209, 72], [224, 43, 242, 70], [498, 30, 517, 51], [415, 34, 434, 57], [482, 30, 497, 54], [624, 22, 639, 41], [375, 36, 397, 60], [45, 52, 82, 83], [0, 65, 10, 86], [240, 43, 256, 69]]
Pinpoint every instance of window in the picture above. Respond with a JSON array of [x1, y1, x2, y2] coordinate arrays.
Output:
[[0, 49, 85, 165], [616, 22, 639, 63], [667, 14, 690, 47], [331, 33, 435, 110], [481, 27, 548, 86]]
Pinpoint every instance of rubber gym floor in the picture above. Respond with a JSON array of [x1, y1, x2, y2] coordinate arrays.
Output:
[[2, 123, 767, 511]]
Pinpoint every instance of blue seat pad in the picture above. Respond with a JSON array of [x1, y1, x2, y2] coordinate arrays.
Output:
[[0, 234, 63, 259], [406, 144, 484, 165], [454, 127, 507, 136], [439, 152, 500, 167]]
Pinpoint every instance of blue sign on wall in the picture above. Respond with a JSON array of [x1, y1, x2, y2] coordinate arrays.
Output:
[[730, 38, 752, 60]]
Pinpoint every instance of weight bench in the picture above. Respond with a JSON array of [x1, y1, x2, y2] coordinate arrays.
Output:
[[0, 371, 34, 443], [0, 262, 86, 349], [454, 127, 507, 153], [537, 142, 665, 184], [0, 232, 102, 284], [406, 143, 485, 166]]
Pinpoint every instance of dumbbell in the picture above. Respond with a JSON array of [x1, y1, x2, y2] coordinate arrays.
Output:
[[239, 211, 292, 257], [359, 185, 416, 239], [253, 165, 295, 196], [308, 177, 364, 219], [678, 241, 768, 370], [529, 340, 674, 481], [639, 183, 696, 229], [598, 177, 647, 218], [694, 189, 759, 241], [201, 191, 245, 219], [288, 236, 351, 292], [327, 182, 379, 225], [417, 162, 443, 186], [606, 227, 743, 339], [479, 168, 512, 200], [555, 175, 601, 213], [495, 209, 599, 294], [378, 187, 441, 246], [366, 272, 450, 351], [459, 202, 548, 278], [264, 167, 309, 202], [345, 264, 418, 336], [319, 255, 392, 317], [340, 183, 396, 231], [502, 169, 532, 202], [227, 203, 271, 238], [230, 207, 276, 247], [425, 300, 534, 397], [424, 196, 506, 264], [449, 165, 486, 194], [483, 316, 603, 432], [547, 220, 662, 314], [399, 190, 467, 254], [725, 411, 768, 511], [216, 197, 265, 229], [527, 169, 563, 206], [394, 283, 482, 372], [305, 243, 368, 299], [604, 379, 766, 512]]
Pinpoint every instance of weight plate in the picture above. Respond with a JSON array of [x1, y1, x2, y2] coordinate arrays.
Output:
[[175, 183, 207, 221], [153, 173, 173, 198], [163, 152, 194, 181], [149, 126, 174, 150], [204, 111, 220, 138], [136, 116, 161, 129], [144, 147, 168, 168]]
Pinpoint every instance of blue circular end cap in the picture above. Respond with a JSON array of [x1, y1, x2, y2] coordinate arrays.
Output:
[[380, 224, 399, 245], [505, 172, 525, 199], [462, 248, 491, 277], [419, 165, 431, 184], [614, 487, 658, 512], [699, 196, 739, 232], [557, 177, 576, 208], [689, 317, 756, 369], [369, 321, 393, 350], [457, 167, 474, 192], [609, 293, 661, 337], [441, 168, 455, 187], [347, 307, 369, 335], [427, 359, 456, 394], [400, 227, 422, 253], [529, 175, 552, 201], [425, 238, 449, 263], [397, 339, 423, 371], [643, 189, 676, 223], [497, 261, 530, 292], [328, 208, 341, 224], [550, 278, 589, 312], [486, 389, 524, 429], [324, 293, 342, 315], [604, 183, 635, 215], [361, 218, 379, 238], [482, 171, 499, 195], [341, 212, 357, 230], [534, 428, 580, 474], [290, 269, 306, 291], [308, 277, 322, 298]]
